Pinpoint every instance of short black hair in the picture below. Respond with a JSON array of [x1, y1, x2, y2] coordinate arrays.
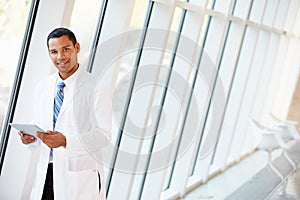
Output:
[[47, 27, 77, 48]]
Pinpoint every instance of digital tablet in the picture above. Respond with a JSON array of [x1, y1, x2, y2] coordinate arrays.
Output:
[[9, 123, 46, 138]]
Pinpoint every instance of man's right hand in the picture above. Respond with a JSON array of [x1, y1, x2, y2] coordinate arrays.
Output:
[[18, 132, 37, 144]]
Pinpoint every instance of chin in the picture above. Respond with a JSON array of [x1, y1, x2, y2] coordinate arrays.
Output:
[[56, 66, 68, 71]]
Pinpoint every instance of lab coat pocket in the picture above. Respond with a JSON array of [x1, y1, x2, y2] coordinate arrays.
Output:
[[67, 169, 100, 200], [68, 154, 98, 171]]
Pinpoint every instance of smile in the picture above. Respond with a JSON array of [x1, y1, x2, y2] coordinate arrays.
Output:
[[57, 60, 69, 66]]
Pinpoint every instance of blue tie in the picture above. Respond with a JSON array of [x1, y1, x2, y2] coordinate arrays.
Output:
[[50, 81, 65, 162], [53, 81, 65, 128]]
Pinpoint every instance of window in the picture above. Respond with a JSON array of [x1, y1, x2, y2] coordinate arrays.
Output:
[[69, 0, 104, 67], [1, 0, 300, 199], [0, 0, 32, 136]]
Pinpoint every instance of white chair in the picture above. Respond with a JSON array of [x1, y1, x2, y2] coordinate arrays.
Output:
[[251, 118, 288, 149], [251, 118, 299, 196], [269, 114, 299, 170], [270, 113, 300, 141], [251, 118, 288, 180]]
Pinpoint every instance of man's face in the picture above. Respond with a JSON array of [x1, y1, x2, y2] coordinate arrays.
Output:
[[48, 35, 80, 80]]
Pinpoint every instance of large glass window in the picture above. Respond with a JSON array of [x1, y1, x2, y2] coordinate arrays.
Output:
[[0, 0, 32, 136], [1, 0, 300, 199]]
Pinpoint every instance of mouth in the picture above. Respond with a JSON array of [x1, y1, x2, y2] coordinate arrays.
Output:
[[57, 60, 69, 67]]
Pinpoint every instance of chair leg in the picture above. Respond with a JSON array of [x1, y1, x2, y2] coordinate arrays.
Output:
[[269, 162, 284, 180], [283, 150, 296, 170], [268, 151, 284, 180], [287, 125, 300, 139]]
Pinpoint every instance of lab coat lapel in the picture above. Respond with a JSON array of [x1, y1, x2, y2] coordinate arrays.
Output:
[[44, 75, 57, 130]]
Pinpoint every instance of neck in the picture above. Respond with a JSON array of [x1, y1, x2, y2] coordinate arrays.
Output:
[[59, 64, 79, 80]]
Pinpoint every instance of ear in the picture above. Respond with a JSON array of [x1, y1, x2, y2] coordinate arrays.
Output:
[[75, 42, 80, 53]]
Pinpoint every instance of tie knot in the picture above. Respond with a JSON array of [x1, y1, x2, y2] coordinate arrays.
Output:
[[57, 81, 65, 89]]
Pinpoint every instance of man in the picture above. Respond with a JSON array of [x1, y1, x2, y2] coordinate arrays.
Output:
[[19, 27, 112, 199]]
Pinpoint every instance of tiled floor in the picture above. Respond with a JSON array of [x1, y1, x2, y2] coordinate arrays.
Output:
[[269, 167, 300, 200]]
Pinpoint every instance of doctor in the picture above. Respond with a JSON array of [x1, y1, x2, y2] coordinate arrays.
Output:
[[19, 27, 112, 200]]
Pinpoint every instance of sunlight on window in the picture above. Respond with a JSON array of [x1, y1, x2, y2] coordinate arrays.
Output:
[[0, 0, 32, 134], [69, 0, 103, 66]]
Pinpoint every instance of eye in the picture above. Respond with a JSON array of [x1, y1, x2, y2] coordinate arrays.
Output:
[[63, 47, 70, 51], [49, 50, 57, 55]]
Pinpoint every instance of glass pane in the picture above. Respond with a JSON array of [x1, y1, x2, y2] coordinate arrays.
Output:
[[214, 0, 232, 14], [226, 27, 259, 163], [129, 0, 149, 30], [233, 0, 252, 19], [0, 0, 32, 136], [249, 0, 267, 23], [261, 0, 279, 26], [210, 22, 245, 171], [69, 0, 103, 66], [273, 0, 289, 29]]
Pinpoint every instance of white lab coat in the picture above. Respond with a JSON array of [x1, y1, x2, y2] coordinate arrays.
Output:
[[29, 68, 112, 200]]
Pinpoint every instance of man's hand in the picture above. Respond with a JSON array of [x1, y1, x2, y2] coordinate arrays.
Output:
[[18, 132, 36, 144], [37, 130, 66, 148]]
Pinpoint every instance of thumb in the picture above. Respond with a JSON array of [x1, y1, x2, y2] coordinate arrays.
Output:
[[46, 130, 55, 134]]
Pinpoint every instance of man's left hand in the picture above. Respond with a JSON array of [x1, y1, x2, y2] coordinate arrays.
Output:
[[37, 130, 66, 148]]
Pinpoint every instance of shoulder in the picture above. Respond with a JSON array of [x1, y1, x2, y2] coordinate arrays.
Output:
[[76, 68, 112, 95], [35, 73, 56, 92], [76, 68, 94, 82]]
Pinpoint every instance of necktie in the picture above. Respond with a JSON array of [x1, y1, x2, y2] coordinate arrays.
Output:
[[53, 81, 65, 128], [50, 81, 65, 162]]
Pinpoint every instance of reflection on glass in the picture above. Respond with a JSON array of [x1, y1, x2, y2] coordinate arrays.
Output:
[[0, 0, 32, 135]]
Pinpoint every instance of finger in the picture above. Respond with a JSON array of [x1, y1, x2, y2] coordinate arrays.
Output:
[[41, 138, 55, 148], [46, 130, 55, 135], [21, 136, 36, 144], [37, 131, 46, 134], [37, 133, 52, 145], [25, 137, 36, 143], [23, 134, 35, 140], [37, 132, 48, 138]]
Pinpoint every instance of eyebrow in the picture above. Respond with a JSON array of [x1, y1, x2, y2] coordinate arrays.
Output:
[[48, 45, 72, 52]]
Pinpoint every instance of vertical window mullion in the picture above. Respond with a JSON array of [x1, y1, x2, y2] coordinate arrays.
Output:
[[86, 0, 109, 72]]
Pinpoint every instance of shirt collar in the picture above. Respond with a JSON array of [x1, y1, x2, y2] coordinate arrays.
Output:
[[55, 64, 82, 87]]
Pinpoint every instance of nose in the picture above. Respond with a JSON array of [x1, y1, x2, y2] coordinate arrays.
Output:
[[57, 51, 66, 59]]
